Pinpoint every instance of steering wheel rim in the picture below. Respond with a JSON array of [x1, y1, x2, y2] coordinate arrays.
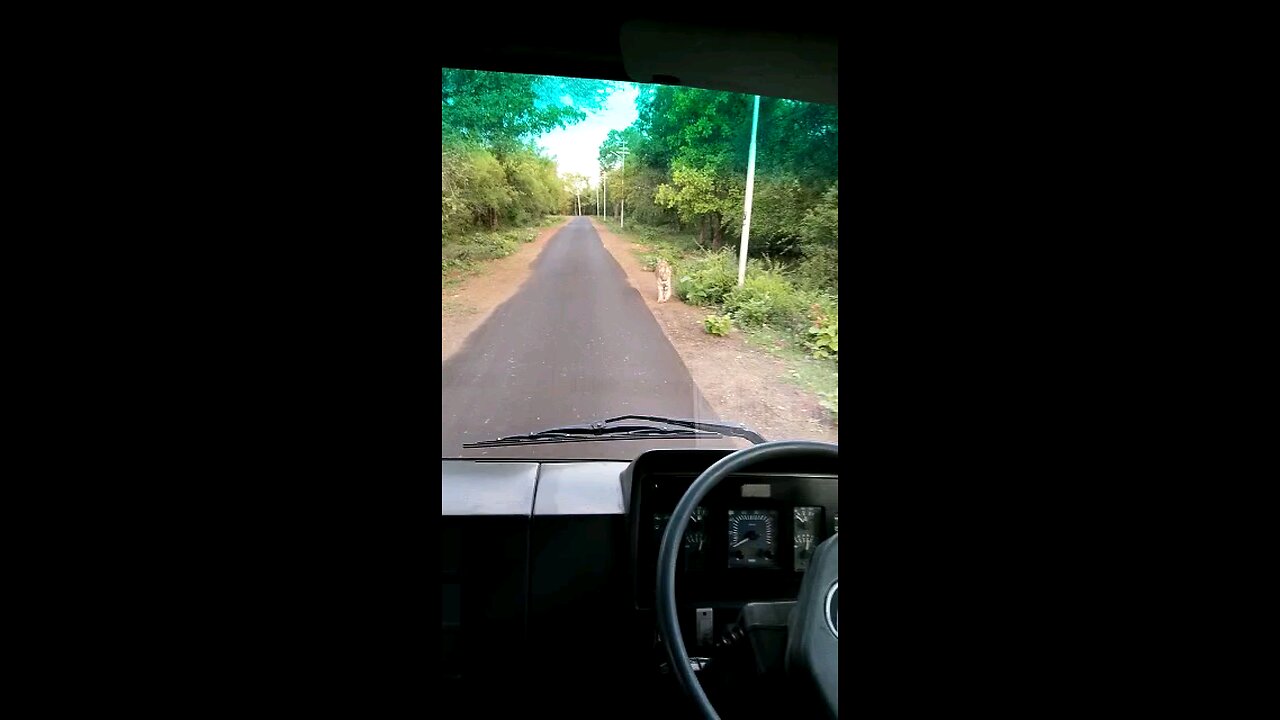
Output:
[[655, 440, 839, 720]]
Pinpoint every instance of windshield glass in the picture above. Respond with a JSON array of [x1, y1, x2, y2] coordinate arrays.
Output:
[[442, 69, 838, 460]]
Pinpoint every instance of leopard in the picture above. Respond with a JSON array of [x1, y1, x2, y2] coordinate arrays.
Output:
[[655, 258, 673, 302]]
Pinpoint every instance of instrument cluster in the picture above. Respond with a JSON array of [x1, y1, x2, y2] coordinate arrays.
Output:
[[626, 450, 839, 609]]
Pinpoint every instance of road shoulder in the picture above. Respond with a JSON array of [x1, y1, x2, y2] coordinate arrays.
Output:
[[589, 218, 837, 444], [442, 217, 572, 363]]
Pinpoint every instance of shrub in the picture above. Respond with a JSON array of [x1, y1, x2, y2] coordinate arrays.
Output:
[[639, 252, 664, 271], [704, 314, 733, 336], [723, 270, 806, 329], [440, 227, 538, 275], [793, 246, 839, 294], [676, 252, 737, 306], [804, 302, 839, 360], [743, 176, 815, 256], [798, 181, 838, 251]]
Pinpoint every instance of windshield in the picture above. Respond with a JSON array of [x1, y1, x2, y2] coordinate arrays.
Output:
[[442, 69, 838, 460]]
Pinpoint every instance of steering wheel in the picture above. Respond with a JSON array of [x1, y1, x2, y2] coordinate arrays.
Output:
[[656, 440, 839, 719]]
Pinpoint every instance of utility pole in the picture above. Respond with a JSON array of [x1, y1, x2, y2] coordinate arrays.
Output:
[[602, 172, 608, 220], [737, 95, 761, 287], [619, 148, 629, 229]]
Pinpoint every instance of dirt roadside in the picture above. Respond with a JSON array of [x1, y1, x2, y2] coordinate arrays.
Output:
[[442, 218, 571, 363], [589, 219, 838, 444]]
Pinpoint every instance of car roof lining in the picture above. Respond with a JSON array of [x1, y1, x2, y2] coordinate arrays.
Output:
[[440, 17, 838, 106]]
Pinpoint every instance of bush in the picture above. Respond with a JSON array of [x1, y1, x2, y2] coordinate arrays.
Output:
[[804, 301, 839, 360], [723, 270, 806, 329], [799, 181, 838, 251], [743, 176, 816, 256], [676, 252, 738, 306], [793, 247, 839, 294], [704, 314, 733, 336], [639, 251, 668, 271], [440, 227, 539, 275]]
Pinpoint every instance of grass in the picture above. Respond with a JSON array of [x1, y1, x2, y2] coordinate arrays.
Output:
[[743, 327, 838, 391], [596, 217, 706, 270], [441, 215, 567, 285], [601, 217, 839, 423]]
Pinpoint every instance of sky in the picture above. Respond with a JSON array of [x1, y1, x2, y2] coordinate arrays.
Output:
[[537, 84, 639, 183]]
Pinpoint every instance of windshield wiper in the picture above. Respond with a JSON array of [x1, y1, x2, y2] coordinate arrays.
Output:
[[462, 414, 766, 448]]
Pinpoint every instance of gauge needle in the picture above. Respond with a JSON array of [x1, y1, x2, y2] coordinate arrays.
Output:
[[731, 537, 751, 548]]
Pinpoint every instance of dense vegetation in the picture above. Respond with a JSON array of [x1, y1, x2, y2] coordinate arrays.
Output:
[[597, 85, 838, 294], [441, 69, 614, 273]]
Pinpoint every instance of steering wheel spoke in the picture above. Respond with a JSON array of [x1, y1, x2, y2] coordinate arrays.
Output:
[[787, 533, 839, 718]]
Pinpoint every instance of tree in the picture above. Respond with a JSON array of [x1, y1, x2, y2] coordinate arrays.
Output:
[[562, 173, 591, 215], [798, 181, 838, 251], [443, 69, 617, 151], [754, 98, 838, 186], [598, 127, 643, 171], [654, 162, 744, 249], [442, 69, 611, 237], [465, 148, 512, 229], [626, 87, 754, 247]]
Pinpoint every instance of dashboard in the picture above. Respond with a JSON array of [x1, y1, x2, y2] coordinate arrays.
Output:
[[624, 450, 839, 609], [440, 446, 839, 700]]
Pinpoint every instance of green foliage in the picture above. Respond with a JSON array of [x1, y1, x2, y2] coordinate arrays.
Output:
[[676, 252, 738, 306], [500, 152, 562, 224], [723, 271, 806, 329], [440, 145, 513, 233], [442, 69, 605, 245], [755, 98, 838, 184], [799, 181, 838, 251], [599, 127, 644, 170], [792, 246, 839, 294], [808, 323, 839, 359], [745, 177, 819, 256], [655, 163, 741, 221], [605, 165, 672, 226], [639, 253, 660, 271], [626, 223, 702, 271], [703, 314, 733, 336], [442, 143, 566, 239], [443, 69, 615, 151], [441, 227, 540, 277], [629, 86, 837, 255], [804, 302, 839, 360]]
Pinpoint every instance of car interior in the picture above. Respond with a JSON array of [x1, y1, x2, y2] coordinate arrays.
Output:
[[441, 17, 838, 719]]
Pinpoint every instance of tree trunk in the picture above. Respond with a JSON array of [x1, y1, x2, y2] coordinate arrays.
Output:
[[711, 213, 724, 250], [698, 216, 707, 246], [491, 207, 498, 230]]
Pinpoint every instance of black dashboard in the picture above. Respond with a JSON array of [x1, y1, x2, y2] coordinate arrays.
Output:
[[440, 446, 839, 708], [625, 452, 839, 610]]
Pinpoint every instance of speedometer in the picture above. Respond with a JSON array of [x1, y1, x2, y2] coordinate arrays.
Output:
[[727, 509, 778, 568]]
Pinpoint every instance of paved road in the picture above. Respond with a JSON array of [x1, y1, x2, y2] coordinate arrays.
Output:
[[442, 217, 721, 457]]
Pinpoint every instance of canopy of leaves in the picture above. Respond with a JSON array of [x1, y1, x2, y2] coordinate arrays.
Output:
[[443, 68, 617, 152], [654, 162, 743, 223]]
